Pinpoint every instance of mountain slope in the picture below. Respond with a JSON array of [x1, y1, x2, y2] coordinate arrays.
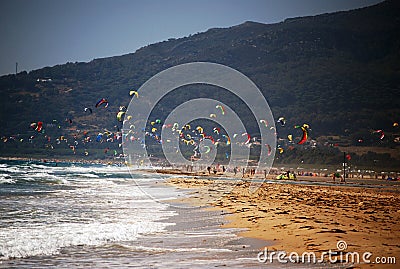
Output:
[[0, 0, 399, 164]]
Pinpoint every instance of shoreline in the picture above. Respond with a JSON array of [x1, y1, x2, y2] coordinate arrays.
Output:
[[161, 201, 270, 266], [2, 157, 399, 267], [2, 155, 399, 177], [166, 176, 400, 269]]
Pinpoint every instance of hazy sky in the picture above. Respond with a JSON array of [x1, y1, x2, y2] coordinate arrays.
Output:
[[0, 0, 383, 76]]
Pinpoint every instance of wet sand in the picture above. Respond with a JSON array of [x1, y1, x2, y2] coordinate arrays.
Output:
[[166, 176, 400, 268]]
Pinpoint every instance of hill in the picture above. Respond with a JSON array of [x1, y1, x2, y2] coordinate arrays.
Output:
[[0, 0, 399, 169]]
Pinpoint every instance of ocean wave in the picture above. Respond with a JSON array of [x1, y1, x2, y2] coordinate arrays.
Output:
[[0, 220, 172, 260], [0, 160, 182, 261], [0, 174, 14, 184], [74, 173, 100, 178], [0, 166, 23, 173]]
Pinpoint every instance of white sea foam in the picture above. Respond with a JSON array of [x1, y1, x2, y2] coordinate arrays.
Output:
[[0, 162, 178, 260], [74, 173, 100, 178], [0, 221, 169, 259], [0, 174, 14, 184], [0, 166, 22, 173]]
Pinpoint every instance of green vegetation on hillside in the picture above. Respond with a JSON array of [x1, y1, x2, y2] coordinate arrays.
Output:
[[0, 0, 399, 169]]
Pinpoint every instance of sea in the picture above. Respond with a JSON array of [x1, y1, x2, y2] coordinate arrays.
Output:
[[0, 159, 346, 268]]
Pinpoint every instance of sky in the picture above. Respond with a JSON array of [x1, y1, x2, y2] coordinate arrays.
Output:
[[0, 0, 383, 76]]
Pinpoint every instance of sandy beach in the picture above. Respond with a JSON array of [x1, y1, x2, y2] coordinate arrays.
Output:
[[2, 157, 398, 267], [166, 174, 400, 268]]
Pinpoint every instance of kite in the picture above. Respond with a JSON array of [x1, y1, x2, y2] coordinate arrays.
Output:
[[297, 128, 308, 145], [242, 132, 251, 144], [36, 122, 43, 132], [260, 119, 268, 128], [277, 117, 286, 126], [129, 90, 139, 98], [203, 145, 211, 154], [117, 111, 126, 122], [373, 129, 385, 140], [222, 134, 231, 145], [295, 125, 308, 145], [96, 133, 103, 142], [204, 135, 215, 144], [172, 123, 179, 130], [216, 104, 225, 115], [95, 98, 109, 108]]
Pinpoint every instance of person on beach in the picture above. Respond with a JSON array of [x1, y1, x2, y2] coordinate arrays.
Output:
[[207, 166, 211, 175], [333, 172, 340, 182], [233, 166, 237, 176]]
